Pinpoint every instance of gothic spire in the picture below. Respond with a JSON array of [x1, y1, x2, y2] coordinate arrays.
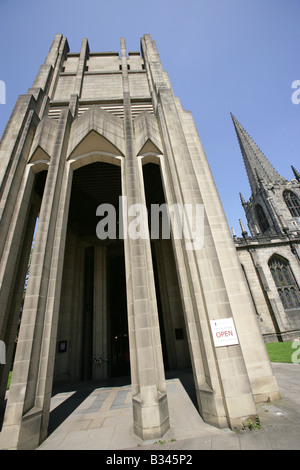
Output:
[[230, 113, 287, 194]]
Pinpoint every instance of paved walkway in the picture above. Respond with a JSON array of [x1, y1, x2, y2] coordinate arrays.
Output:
[[36, 363, 300, 450]]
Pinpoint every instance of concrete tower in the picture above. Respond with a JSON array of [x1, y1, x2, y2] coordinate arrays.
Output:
[[0, 35, 279, 449]]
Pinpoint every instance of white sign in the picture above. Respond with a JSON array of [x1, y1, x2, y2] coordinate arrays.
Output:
[[210, 318, 239, 348], [0, 340, 6, 364]]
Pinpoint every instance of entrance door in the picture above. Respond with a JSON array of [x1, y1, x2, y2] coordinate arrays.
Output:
[[109, 252, 130, 377], [54, 161, 129, 384]]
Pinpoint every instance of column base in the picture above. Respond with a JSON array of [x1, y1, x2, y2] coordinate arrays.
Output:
[[196, 383, 260, 431], [132, 391, 170, 440], [0, 406, 43, 450]]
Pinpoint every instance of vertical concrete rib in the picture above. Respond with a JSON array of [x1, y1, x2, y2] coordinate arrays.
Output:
[[120, 37, 169, 440], [0, 109, 72, 450], [73, 38, 89, 97], [0, 167, 38, 417]]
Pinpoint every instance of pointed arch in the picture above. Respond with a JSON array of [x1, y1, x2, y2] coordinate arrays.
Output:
[[137, 139, 162, 156], [254, 204, 270, 233], [68, 130, 124, 161], [133, 112, 163, 157], [28, 116, 59, 163], [28, 146, 51, 163], [283, 190, 300, 217], [29, 159, 50, 174], [67, 106, 125, 159], [69, 150, 122, 171], [268, 254, 300, 310]]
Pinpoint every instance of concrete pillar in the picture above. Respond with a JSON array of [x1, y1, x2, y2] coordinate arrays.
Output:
[[93, 245, 108, 380], [0, 106, 41, 417], [0, 107, 39, 255], [0, 109, 73, 449], [0, 183, 39, 417], [73, 38, 89, 97], [45, 35, 69, 100], [120, 38, 169, 440]]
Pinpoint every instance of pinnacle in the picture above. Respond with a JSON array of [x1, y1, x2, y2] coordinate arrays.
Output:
[[292, 165, 300, 182]]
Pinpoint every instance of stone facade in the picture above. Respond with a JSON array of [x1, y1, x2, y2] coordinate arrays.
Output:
[[0, 35, 279, 449], [231, 114, 300, 342]]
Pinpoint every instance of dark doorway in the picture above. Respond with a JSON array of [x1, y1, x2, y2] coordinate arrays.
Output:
[[55, 161, 129, 384], [81, 246, 94, 381], [80, 245, 129, 380], [109, 251, 129, 377], [142, 162, 191, 373]]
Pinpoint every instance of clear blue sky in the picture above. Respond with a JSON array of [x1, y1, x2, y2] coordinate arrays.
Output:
[[0, 0, 299, 235]]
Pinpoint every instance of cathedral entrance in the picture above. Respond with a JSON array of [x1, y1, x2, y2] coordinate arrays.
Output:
[[80, 244, 128, 381], [53, 159, 191, 386], [109, 253, 129, 378], [53, 161, 129, 384]]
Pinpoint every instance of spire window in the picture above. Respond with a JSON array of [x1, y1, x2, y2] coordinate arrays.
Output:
[[268, 254, 300, 311], [283, 190, 300, 217], [254, 204, 270, 233]]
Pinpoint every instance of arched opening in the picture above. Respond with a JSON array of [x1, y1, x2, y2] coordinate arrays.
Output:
[[283, 190, 300, 217], [268, 254, 300, 313], [142, 162, 192, 373], [254, 204, 270, 233], [268, 253, 300, 331], [14, 169, 47, 353], [141, 161, 197, 407], [0, 168, 47, 422], [53, 160, 128, 385]]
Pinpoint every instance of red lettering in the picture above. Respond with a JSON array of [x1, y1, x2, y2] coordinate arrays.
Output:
[[216, 330, 234, 338]]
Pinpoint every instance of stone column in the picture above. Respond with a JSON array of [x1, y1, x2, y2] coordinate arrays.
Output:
[[0, 173, 39, 416], [93, 245, 108, 380], [0, 109, 73, 449], [73, 38, 89, 97], [120, 38, 169, 440], [0, 107, 40, 417], [0, 107, 39, 258]]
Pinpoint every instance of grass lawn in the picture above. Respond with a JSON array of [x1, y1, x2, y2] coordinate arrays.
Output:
[[7, 371, 12, 390], [265, 340, 299, 364]]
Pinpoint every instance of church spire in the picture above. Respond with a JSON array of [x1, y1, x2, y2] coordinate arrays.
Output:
[[230, 113, 287, 194]]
